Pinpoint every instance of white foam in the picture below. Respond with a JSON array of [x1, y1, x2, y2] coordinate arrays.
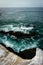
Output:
[[0, 36, 14, 48], [21, 26, 33, 30], [4, 41, 14, 48], [0, 24, 34, 33]]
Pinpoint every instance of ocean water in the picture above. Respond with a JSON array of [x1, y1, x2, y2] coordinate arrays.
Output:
[[0, 7, 43, 53]]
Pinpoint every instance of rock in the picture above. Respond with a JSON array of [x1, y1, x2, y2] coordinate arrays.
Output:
[[1, 43, 36, 59], [0, 44, 43, 65], [18, 48, 36, 59], [28, 48, 43, 65], [0, 44, 30, 65], [0, 31, 37, 38]]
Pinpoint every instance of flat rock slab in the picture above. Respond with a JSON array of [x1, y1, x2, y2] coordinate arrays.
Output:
[[0, 44, 30, 65], [0, 44, 43, 65]]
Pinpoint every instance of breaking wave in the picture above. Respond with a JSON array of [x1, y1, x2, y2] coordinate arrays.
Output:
[[0, 22, 43, 53], [0, 8, 43, 53]]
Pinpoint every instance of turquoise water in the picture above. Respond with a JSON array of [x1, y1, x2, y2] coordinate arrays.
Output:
[[0, 8, 43, 53]]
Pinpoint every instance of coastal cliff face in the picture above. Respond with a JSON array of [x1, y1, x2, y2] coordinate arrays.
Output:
[[0, 44, 43, 65]]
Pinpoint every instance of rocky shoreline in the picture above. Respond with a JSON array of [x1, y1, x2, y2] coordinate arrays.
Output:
[[0, 44, 43, 65], [1, 43, 36, 59]]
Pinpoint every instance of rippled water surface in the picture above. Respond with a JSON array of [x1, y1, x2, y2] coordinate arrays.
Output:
[[0, 8, 43, 53]]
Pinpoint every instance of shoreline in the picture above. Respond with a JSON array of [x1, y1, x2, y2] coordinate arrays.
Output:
[[0, 44, 43, 65]]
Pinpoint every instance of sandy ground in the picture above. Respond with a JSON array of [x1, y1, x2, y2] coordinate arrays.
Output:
[[0, 44, 43, 65]]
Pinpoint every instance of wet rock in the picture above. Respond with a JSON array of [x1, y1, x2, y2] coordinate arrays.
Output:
[[0, 31, 37, 38], [0, 31, 7, 35], [19, 48, 36, 59]]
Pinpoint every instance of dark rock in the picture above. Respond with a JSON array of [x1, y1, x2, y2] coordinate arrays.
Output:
[[0, 31, 7, 35], [0, 31, 37, 38], [19, 48, 36, 59]]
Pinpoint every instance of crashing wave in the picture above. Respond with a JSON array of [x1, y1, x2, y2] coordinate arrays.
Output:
[[0, 23, 43, 53], [0, 24, 34, 33], [0, 31, 38, 53]]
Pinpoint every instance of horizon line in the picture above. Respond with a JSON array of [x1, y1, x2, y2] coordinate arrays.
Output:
[[0, 7, 43, 8]]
